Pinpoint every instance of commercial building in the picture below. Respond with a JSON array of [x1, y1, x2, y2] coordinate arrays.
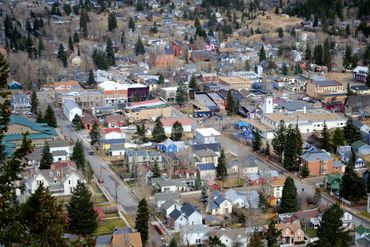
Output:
[[305, 80, 344, 98], [98, 81, 149, 105], [56, 91, 105, 110], [52, 81, 81, 91], [62, 100, 83, 122], [125, 99, 172, 121], [219, 76, 252, 90]]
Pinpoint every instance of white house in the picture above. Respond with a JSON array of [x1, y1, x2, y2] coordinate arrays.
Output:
[[62, 100, 82, 122], [198, 163, 216, 180], [27, 166, 85, 196], [154, 191, 180, 210], [161, 117, 193, 135], [225, 189, 259, 208], [168, 203, 203, 230], [207, 192, 233, 215], [52, 150, 68, 162], [108, 143, 125, 157], [195, 128, 221, 144], [210, 228, 252, 247], [48, 139, 71, 159], [180, 225, 209, 246], [102, 128, 126, 140]]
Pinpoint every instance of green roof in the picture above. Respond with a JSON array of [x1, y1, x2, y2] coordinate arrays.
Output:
[[356, 225, 370, 235], [352, 140, 367, 149], [327, 173, 342, 191], [9, 115, 57, 136]]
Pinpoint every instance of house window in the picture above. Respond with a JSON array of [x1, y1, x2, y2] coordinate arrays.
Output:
[[196, 239, 201, 244], [68, 180, 71, 185]]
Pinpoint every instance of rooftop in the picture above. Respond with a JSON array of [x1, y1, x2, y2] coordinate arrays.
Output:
[[263, 112, 346, 124], [196, 128, 221, 137]]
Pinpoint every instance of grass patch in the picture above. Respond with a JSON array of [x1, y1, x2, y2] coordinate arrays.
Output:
[[304, 228, 317, 238], [90, 183, 103, 194], [217, 177, 246, 188], [360, 211, 370, 219], [94, 218, 126, 235], [110, 164, 124, 176], [93, 194, 108, 204]]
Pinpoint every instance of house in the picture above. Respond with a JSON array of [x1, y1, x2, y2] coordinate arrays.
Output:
[[26, 165, 85, 196], [104, 114, 127, 128], [326, 173, 342, 194], [219, 76, 252, 90], [207, 192, 233, 215], [191, 143, 221, 154], [108, 144, 125, 157], [149, 52, 175, 68], [227, 159, 258, 174], [352, 140, 370, 155], [48, 139, 71, 157], [195, 128, 221, 144], [4, 115, 58, 155], [159, 87, 177, 102], [125, 150, 162, 170], [194, 149, 219, 166], [355, 225, 370, 246], [161, 117, 192, 135], [300, 150, 344, 176], [345, 95, 370, 116], [180, 224, 209, 246], [56, 91, 105, 111], [158, 138, 186, 153], [225, 189, 259, 208], [154, 191, 180, 210], [337, 145, 353, 163], [265, 176, 286, 199], [275, 221, 305, 246], [80, 114, 100, 131], [96, 228, 143, 247], [151, 177, 187, 193], [53, 80, 81, 91], [102, 128, 126, 150], [353, 66, 368, 83], [168, 202, 203, 230], [62, 100, 83, 122], [161, 199, 182, 218], [246, 173, 265, 186], [208, 228, 251, 247], [8, 80, 23, 90], [198, 163, 216, 180], [11, 93, 31, 113]]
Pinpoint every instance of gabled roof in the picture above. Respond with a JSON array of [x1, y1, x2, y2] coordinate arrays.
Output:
[[63, 100, 80, 112], [198, 163, 216, 171], [352, 140, 368, 149], [169, 208, 182, 220], [301, 150, 332, 162], [181, 203, 199, 217], [214, 195, 226, 205], [8, 115, 57, 136]]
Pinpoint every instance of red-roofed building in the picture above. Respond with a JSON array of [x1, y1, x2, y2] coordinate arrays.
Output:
[[50, 160, 76, 170], [161, 117, 193, 135], [104, 114, 128, 128], [80, 114, 100, 131]]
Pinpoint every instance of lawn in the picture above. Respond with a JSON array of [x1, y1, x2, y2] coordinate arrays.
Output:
[[90, 182, 103, 194], [360, 211, 370, 219], [94, 217, 127, 235], [217, 177, 246, 188], [93, 194, 109, 204], [304, 228, 317, 238]]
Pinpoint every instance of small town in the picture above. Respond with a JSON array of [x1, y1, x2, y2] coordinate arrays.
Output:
[[1, 0, 370, 246]]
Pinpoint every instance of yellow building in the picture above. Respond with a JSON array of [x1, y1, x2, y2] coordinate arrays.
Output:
[[305, 80, 344, 99]]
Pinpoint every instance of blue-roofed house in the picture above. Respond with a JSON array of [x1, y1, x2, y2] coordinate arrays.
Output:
[[158, 138, 186, 153], [8, 80, 23, 90], [168, 202, 203, 230], [198, 163, 216, 180], [207, 192, 232, 215], [4, 115, 58, 156]]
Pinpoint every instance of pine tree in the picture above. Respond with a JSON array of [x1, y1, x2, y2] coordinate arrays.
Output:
[[279, 176, 298, 213], [31, 90, 38, 114], [343, 45, 353, 69], [39, 142, 53, 169], [72, 114, 82, 130], [57, 44, 67, 67], [37, 38, 44, 57], [216, 149, 228, 181], [19, 184, 66, 246], [323, 38, 331, 65], [301, 164, 310, 178], [158, 73, 165, 86], [277, 27, 284, 39], [320, 121, 331, 151], [294, 124, 303, 156], [87, 68, 95, 85], [120, 30, 125, 47], [200, 185, 208, 205], [305, 44, 312, 62], [282, 63, 288, 75], [266, 220, 281, 247], [128, 16, 136, 31], [272, 120, 286, 156], [258, 191, 268, 212], [44, 105, 57, 128], [340, 154, 366, 201], [0, 53, 9, 89], [73, 31, 80, 43], [312, 204, 351, 247], [134, 124, 148, 144], [132, 90, 141, 102], [245, 60, 251, 70], [67, 181, 98, 235], [346, 82, 354, 96], [259, 45, 266, 62], [343, 117, 362, 144], [248, 232, 264, 247], [331, 128, 345, 152], [71, 140, 86, 170], [194, 173, 202, 190], [80, 9, 88, 38], [36, 111, 45, 123], [106, 38, 115, 65], [209, 236, 225, 247], [90, 122, 101, 147], [314, 44, 323, 65], [134, 36, 145, 55], [252, 130, 261, 151], [225, 90, 235, 116], [135, 198, 149, 245], [171, 121, 184, 141], [283, 125, 300, 171], [68, 36, 74, 51], [189, 74, 197, 89], [108, 12, 117, 31], [313, 187, 321, 206], [175, 81, 188, 107], [152, 160, 160, 178], [169, 238, 178, 247], [152, 117, 166, 143], [150, 21, 158, 33], [265, 142, 271, 156]]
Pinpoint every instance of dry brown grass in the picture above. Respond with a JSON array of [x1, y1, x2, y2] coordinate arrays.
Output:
[[325, 72, 353, 86], [249, 12, 303, 33]]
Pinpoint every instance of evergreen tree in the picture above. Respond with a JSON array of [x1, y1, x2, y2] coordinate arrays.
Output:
[[320, 121, 331, 151], [87, 68, 95, 85], [346, 82, 354, 96], [277, 27, 284, 39], [80, 9, 88, 38], [135, 198, 149, 245], [57, 44, 67, 67], [77, 47, 81, 56], [37, 38, 44, 57], [73, 31, 80, 43], [134, 124, 148, 144], [312, 204, 351, 247], [68, 36, 74, 51], [71, 140, 86, 170], [343, 117, 362, 144], [36, 111, 45, 123], [128, 16, 136, 31], [343, 45, 353, 69], [72, 114, 82, 130], [169, 238, 178, 247], [259, 45, 266, 62], [272, 120, 286, 156], [106, 38, 115, 65], [189, 74, 197, 89], [158, 73, 165, 86], [200, 185, 208, 205], [152, 117, 166, 143], [39, 142, 53, 169], [194, 173, 202, 190], [282, 63, 288, 75], [305, 44, 312, 62], [301, 164, 310, 178], [225, 90, 235, 116], [364, 44, 370, 65], [266, 220, 281, 247], [279, 176, 298, 213], [90, 122, 101, 147], [265, 142, 271, 156], [171, 121, 183, 141], [314, 44, 323, 65], [216, 149, 228, 181], [252, 130, 261, 151], [31, 90, 38, 114], [331, 128, 345, 152], [150, 21, 158, 33], [209, 236, 226, 247], [67, 181, 98, 235], [367, 69, 370, 88], [92, 49, 110, 70], [313, 187, 321, 206], [248, 232, 264, 247], [120, 30, 125, 47], [323, 38, 331, 65], [108, 12, 117, 31], [152, 160, 160, 178], [258, 191, 268, 212], [134, 36, 145, 55], [44, 105, 57, 128], [340, 154, 366, 201], [19, 184, 66, 246], [132, 90, 141, 102], [175, 81, 188, 107]]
